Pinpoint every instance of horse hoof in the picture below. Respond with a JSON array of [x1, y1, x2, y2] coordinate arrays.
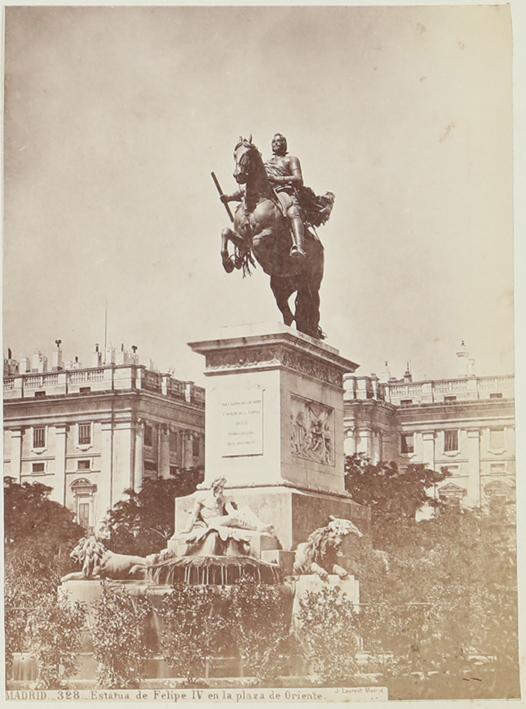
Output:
[[222, 256, 235, 274]]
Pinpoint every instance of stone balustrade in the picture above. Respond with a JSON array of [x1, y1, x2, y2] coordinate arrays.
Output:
[[3, 364, 205, 406], [344, 373, 514, 405]]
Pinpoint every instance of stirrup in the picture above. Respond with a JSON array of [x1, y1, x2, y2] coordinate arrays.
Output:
[[290, 245, 306, 259]]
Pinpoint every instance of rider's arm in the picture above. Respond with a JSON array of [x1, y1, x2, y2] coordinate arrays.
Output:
[[221, 187, 244, 203], [269, 157, 303, 188]]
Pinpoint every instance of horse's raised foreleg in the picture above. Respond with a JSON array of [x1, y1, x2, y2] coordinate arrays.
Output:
[[221, 227, 236, 273], [270, 275, 295, 326]]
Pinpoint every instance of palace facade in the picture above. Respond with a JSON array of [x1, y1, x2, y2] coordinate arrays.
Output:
[[343, 345, 515, 510], [3, 344, 205, 530], [3, 340, 515, 525]]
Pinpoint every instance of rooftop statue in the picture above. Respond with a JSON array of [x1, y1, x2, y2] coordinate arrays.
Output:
[[214, 134, 334, 339]]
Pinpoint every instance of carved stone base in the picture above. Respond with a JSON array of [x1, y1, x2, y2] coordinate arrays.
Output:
[[175, 485, 370, 554]]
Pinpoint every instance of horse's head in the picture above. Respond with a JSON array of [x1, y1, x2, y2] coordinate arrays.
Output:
[[233, 135, 262, 184]]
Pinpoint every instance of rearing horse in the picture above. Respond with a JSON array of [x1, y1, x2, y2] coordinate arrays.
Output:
[[220, 137, 325, 339]]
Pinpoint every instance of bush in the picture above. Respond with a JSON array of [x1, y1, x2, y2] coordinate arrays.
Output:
[[296, 585, 359, 684], [229, 577, 291, 681], [90, 584, 153, 688], [158, 585, 230, 685], [25, 594, 85, 688]]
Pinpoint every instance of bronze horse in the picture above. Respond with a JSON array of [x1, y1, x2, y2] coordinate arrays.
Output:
[[220, 138, 325, 339]]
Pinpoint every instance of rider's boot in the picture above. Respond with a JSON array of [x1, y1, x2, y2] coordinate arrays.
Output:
[[290, 217, 306, 259]]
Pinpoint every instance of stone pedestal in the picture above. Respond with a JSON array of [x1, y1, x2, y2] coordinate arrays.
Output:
[[189, 322, 358, 495], [176, 323, 369, 556]]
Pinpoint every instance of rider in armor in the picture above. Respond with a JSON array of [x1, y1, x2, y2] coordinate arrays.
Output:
[[264, 133, 306, 259]]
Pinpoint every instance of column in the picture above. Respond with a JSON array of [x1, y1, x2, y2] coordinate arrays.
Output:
[[52, 424, 68, 506], [357, 427, 372, 457], [466, 429, 481, 507], [183, 430, 194, 469], [343, 427, 356, 456], [10, 428, 23, 482], [421, 431, 436, 470], [133, 419, 144, 491], [159, 425, 171, 478]]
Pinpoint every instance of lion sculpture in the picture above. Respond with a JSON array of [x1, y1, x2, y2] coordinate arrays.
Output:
[[61, 535, 149, 582], [293, 515, 363, 580]]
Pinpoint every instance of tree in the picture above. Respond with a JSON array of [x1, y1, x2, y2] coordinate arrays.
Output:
[[104, 469, 202, 556], [344, 454, 447, 541], [4, 476, 83, 559], [355, 506, 519, 699], [4, 477, 84, 673]]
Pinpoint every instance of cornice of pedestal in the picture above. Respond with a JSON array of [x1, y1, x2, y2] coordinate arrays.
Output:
[[188, 322, 359, 387]]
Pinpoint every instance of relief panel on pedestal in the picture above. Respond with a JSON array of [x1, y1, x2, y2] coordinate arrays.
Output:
[[290, 394, 334, 466]]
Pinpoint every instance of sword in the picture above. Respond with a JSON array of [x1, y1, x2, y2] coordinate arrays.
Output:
[[211, 171, 234, 223]]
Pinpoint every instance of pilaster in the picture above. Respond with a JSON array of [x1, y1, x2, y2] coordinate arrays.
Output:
[[52, 423, 68, 506], [466, 428, 481, 507], [421, 430, 436, 470], [10, 428, 23, 482], [159, 424, 171, 478]]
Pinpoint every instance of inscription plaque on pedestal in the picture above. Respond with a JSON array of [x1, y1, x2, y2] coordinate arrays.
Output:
[[220, 386, 264, 457]]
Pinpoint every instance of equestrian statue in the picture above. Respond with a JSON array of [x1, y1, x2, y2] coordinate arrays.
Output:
[[214, 133, 335, 339]]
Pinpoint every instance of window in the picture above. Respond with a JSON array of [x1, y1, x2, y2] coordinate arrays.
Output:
[[490, 463, 506, 475], [79, 386, 91, 394], [169, 430, 178, 452], [444, 430, 458, 452], [444, 395, 457, 403], [144, 424, 153, 447], [400, 433, 414, 454], [78, 423, 91, 446], [490, 428, 505, 450], [78, 502, 91, 530], [144, 460, 158, 479], [35, 391, 46, 399], [77, 460, 91, 470], [33, 427, 46, 448], [400, 399, 413, 407], [32, 462, 45, 473], [192, 435, 200, 457], [490, 393, 503, 399]]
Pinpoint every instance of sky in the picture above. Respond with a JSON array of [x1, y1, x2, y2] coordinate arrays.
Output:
[[3, 4, 514, 386]]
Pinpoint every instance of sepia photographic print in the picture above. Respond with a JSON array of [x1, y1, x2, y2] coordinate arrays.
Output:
[[2, 1, 523, 704]]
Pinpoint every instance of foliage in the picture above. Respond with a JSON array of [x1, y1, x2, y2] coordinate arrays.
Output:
[[90, 584, 154, 688], [104, 471, 203, 556], [158, 585, 230, 685], [4, 476, 83, 575], [296, 585, 359, 684], [4, 553, 58, 674], [229, 577, 291, 681], [4, 477, 84, 674], [25, 594, 85, 689], [354, 503, 519, 698], [344, 454, 447, 536]]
